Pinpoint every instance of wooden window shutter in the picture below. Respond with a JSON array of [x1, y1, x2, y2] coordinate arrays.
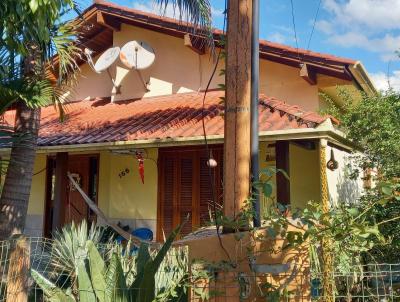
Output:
[[158, 146, 223, 241], [178, 154, 194, 236], [199, 156, 213, 226], [159, 156, 175, 239]]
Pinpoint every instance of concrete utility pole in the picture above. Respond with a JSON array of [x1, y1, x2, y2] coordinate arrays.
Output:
[[223, 0, 253, 220]]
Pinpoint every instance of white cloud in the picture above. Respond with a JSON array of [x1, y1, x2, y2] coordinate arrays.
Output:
[[323, 0, 400, 31], [132, 2, 183, 19], [370, 70, 400, 92], [326, 32, 400, 55], [318, 0, 400, 62], [315, 20, 334, 35], [267, 32, 288, 44], [210, 6, 224, 19]]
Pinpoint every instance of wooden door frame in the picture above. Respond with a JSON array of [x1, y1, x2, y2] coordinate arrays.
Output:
[[43, 156, 56, 237], [44, 153, 100, 237]]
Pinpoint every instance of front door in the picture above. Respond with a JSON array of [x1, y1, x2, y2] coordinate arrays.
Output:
[[65, 156, 90, 225], [44, 154, 99, 236]]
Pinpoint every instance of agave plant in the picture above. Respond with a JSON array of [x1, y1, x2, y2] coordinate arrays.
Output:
[[51, 221, 108, 272], [32, 223, 185, 302]]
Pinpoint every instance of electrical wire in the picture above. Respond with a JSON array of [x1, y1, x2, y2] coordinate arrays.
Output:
[[33, 167, 47, 176], [201, 0, 233, 264], [306, 0, 322, 51], [289, 0, 301, 62]]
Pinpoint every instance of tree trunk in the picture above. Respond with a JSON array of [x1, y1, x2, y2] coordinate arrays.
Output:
[[0, 101, 41, 239], [223, 0, 252, 220]]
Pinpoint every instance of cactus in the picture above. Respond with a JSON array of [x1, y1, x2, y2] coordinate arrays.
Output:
[[31, 223, 184, 302]]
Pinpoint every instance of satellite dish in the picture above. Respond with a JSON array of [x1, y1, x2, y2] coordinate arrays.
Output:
[[84, 46, 122, 95], [93, 46, 120, 73], [120, 41, 155, 70]]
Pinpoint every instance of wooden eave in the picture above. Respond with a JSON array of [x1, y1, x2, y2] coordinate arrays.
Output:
[[68, 1, 356, 82]]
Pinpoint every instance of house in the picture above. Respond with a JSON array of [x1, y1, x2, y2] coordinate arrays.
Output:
[[1, 0, 375, 240]]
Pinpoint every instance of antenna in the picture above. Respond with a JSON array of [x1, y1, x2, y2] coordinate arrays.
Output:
[[84, 46, 122, 94], [120, 41, 155, 92]]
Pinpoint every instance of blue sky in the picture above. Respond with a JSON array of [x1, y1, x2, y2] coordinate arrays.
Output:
[[87, 0, 400, 91]]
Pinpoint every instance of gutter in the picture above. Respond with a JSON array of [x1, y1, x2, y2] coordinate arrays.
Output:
[[348, 61, 378, 95], [0, 127, 357, 155], [14, 125, 354, 154]]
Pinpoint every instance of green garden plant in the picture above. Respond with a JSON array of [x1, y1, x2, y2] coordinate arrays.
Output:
[[31, 222, 186, 302], [323, 89, 400, 262]]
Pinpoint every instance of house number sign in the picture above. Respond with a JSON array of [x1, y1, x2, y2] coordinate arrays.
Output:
[[118, 168, 130, 178]]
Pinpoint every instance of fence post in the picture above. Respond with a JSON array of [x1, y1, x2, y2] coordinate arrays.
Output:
[[6, 235, 30, 302]]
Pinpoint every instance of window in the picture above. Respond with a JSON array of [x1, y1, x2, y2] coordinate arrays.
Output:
[[158, 146, 223, 240]]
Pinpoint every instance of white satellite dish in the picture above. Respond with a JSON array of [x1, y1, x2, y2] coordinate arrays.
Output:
[[84, 46, 122, 94], [93, 46, 120, 73], [120, 41, 155, 70]]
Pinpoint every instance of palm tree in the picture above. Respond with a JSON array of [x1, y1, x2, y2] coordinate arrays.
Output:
[[0, 0, 80, 239]]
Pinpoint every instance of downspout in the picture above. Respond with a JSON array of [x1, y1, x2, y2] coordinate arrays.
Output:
[[251, 0, 261, 227]]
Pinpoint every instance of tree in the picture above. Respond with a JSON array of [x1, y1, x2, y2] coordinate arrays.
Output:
[[0, 0, 80, 239], [324, 89, 400, 262]]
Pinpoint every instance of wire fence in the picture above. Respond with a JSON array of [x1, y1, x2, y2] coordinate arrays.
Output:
[[0, 237, 399, 301]]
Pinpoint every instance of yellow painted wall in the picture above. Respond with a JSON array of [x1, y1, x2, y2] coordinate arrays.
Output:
[[27, 154, 47, 215], [18, 149, 158, 231], [258, 142, 320, 212], [112, 24, 206, 101], [289, 143, 321, 210], [100, 148, 158, 220], [326, 146, 364, 206], [0, 154, 46, 217], [67, 23, 339, 112], [72, 55, 114, 101], [22, 143, 323, 232], [260, 60, 319, 111]]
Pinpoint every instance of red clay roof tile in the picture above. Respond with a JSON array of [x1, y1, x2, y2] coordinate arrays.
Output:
[[3, 91, 336, 147]]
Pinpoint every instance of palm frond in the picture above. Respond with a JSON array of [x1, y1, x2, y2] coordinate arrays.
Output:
[[48, 21, 81, 81], [156, 0, 211, 27], [155, 0, 215, 53], [0, 0, 82, 115]]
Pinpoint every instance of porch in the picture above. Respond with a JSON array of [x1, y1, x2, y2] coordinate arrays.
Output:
[[23, 138, 359, 240]]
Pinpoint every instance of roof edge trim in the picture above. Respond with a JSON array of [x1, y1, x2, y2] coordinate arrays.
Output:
[[349, 61, 378, 95]]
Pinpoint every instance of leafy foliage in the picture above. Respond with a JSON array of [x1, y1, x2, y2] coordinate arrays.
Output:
[[322, 90, 400, 178], [0, 0, 82, 239], [155, 0, 215, 55], [32, 221, 192, 302], [50, 221, 109, 284], [323, 89, 400, 262], [0, 0, 81, 115]]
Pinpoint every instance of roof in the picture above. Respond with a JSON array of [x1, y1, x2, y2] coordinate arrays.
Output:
[[3, 91, 337, 147], [89, 0, 355, 65], [77, 0, 356, 81]]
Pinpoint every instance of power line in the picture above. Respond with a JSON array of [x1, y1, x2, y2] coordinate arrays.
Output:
[[307, 0, 322, 51], [289, 0, 300, 61]]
